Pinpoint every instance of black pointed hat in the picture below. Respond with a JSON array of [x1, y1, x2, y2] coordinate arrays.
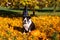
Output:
[[23, 6, 28, 17]]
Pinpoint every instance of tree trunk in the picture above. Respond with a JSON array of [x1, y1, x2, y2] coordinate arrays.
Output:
[[33, 7, 35, 15], [53, 0, 57, 13]]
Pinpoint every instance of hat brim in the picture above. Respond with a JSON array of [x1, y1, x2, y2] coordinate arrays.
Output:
[[23, 15, 31, 18]]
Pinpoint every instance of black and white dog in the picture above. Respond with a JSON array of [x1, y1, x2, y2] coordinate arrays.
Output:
[[23, 16, 35, 33]]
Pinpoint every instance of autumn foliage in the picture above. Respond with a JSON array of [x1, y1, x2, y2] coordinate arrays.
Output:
[[0, 16, 60, 40]]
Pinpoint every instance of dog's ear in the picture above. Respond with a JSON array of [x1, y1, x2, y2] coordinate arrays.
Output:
[[28, 16, 31, 19], [29, 16, 31, 19]]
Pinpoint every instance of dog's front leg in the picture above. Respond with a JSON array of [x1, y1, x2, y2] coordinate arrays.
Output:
[[23, 30, 26, 34], [29, 30, 31, 32], [28, 28, 31, 32], [22, 27, 26, 34]]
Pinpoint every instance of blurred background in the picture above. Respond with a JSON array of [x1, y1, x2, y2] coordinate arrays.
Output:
[[0, 0, 60, 12]]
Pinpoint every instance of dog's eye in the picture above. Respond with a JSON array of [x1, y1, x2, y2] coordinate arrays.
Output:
[[23, 20, 27, 24]]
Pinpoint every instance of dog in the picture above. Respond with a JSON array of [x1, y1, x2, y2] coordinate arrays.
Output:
[[22, 16, 35, 33]]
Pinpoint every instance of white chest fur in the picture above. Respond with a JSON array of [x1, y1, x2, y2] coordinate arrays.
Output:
[[23, 18, 32, 31]]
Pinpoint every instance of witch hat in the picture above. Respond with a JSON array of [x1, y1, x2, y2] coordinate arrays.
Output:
[[23, 6, 28, 17]]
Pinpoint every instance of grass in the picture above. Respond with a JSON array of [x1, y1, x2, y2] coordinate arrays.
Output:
[[28, 11, 60, 16], [0, 7, 60, 16]]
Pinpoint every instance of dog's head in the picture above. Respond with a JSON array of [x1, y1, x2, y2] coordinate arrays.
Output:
[[23, 16, 31, 24]]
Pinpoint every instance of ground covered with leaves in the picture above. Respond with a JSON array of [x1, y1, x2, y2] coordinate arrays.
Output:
[[0, 16, 60, 40]]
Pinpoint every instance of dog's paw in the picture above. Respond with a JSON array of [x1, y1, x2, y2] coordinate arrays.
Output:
[[23, 32, 26, 34], [29, 30, 31, 32]]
